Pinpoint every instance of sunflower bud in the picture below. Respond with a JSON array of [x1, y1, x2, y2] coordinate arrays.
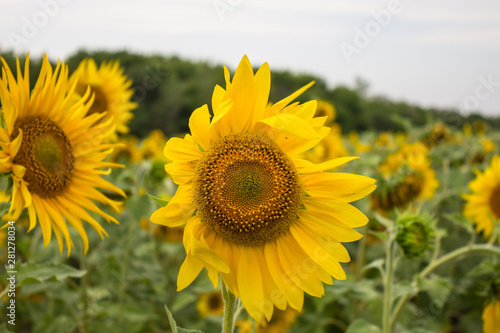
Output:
[[395, 212, 435, 258]]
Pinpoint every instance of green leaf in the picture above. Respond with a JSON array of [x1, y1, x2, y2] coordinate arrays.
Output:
[[364, 259, 385, 273], [417, 276, 453, 310], [147, 192, 169, 207], [165, 304, 204, 333], [346, 319, 381, 333], [13, 262, 86, 287], [164, 304, 178, 333]]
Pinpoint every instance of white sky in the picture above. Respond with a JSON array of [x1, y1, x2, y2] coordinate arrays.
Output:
[[1, 0, 499, 116]]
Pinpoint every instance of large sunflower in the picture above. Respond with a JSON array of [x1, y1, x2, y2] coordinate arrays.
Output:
[[371, 142, 439, 213], [150, 56, 376, 322], [69, 58, 137, 140], [0, 55, 125, 255], [463, 155, 500, 238], [482, 298, 500, 333]]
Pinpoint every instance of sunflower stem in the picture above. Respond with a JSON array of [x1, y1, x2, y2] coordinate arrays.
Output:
[[80, 250, 89, 333], [382, 233, 396, 333], [390, 244, 500, 331], [221, 279, 238, 333]]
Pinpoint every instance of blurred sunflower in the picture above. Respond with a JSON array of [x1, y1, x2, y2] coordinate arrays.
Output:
[[110, 135, 143, 164], [348, 131, 371, 154], [141, 129, 167, 160], [463, 155, 500, 238], [482, 298, 500, 333], [0, 55, 125, 255], [463, 123, 473, 137], [69, 58, 137, 140], [314, 100, 336, 123], [150, 55, 376, 322], [197, 291, 224, 318], [482, 138, 496, 154], [423, 123, 452, 148], [304, 123, 347, 163], [371, 143, 439, 213], [237, 307, 300, 333], [474, 119, 488, 136]]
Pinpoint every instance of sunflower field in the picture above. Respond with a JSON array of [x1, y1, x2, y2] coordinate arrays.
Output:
[[0, 51, 499, 333]]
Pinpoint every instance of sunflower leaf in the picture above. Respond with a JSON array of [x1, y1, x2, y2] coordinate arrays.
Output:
[[164, 304, 204, 333], [13, 262, 87, 287], [147, 192, 169, 207]]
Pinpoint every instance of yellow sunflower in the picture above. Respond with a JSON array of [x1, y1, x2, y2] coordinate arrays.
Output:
[[236, 307, 300, 333], [0, 55, 125, 255], [422, 123, 452, 148], [150, 56, 376, 322], [371, 143, 439, 213], [482, 298, 500, 333], [197, 291, 224, 318], [348, 131, 371, 154], [463, 155, 500, 238], [315, 100, 336, 123], [69, 58, 137, 140], [304, 123, 347, 163], [141, 129, 167, 160], [110, 135, 143, 164]]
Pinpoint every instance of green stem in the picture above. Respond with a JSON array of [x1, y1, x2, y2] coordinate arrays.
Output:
[[382, 235, 396, 333], [221, 279, 238, 333], [353, 225, 368, 319], [80, 251, 88, 333], [390, 244, 500, 331], [118, 219, 134, 324]]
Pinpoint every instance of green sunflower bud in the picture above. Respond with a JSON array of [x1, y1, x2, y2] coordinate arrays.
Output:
[[395, 212, 435, 258]]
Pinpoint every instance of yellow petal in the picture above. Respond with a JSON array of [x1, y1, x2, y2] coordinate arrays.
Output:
[[290, 224, 347, 280], [238, 248, 265, 322], [298, 156, 360, 174], [177, 256, 204, 291], [191, 235, 230, 274], [189, 105, 211, 150], [260, 113, 319, 140], [164, 137, 202, 162]]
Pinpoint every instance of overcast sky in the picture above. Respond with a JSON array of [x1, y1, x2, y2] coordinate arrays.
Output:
[[1, 0, 499, 116]]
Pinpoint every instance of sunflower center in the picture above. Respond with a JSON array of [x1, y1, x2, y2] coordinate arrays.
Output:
[[490, 185, 500, 219], [77, 84, 109, 115], [194, 132, 302, 247], [208, 293, 222, 310], [12, 117, 74, 198]]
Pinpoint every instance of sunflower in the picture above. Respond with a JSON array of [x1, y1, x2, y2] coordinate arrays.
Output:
[[348, 131, 371, 154], [482, 298, 500, 333], [109, 135, 143, 164], [463, 155, 500, 238], [150, 56, 376, 322], [304, 123, 347, 163], [141, 129, 167, 161], [69, 58, 137, 140], [422, 123, 452, 148], [371, 143, 439, 213], [0, 55, 125, 255], [236, 307, 300, 333], [314, 100, 336, 123], [197, 291, 224, 318]]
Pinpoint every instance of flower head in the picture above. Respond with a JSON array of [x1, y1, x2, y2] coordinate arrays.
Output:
[[150, 56, 376, 322], [197, 291, 224, 318], [69, 58, 137, 140], [463, 155, 500, 239], [482, 298, 500, 333], [371, 143, 439, 213], [0, 55, 125, 255]]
